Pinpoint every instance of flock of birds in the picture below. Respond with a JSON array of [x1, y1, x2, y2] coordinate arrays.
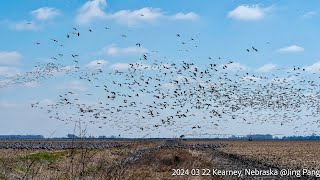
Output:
[[2, 26, 320, 137]]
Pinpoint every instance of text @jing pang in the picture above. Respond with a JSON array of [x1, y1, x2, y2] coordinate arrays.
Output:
[[172, 168, 320, 177]]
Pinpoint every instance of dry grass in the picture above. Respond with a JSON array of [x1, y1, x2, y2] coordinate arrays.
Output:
[[0, 140, 169, 179], [1, 140, 319, 179], [0, 148, 124, 179], [122, 148, 214, 180], [0, 140, 216, 179]]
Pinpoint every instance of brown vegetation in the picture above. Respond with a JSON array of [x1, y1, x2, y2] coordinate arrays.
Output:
[[0, 140, 319, 179]]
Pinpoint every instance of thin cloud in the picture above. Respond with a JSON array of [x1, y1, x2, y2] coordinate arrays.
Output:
[[302, 11, 317, 18], [76, 0, 107, 25], [228, 4, 271, 21], [257, 64, 277, 73], [0, 51, 22, 66], [5, 6, 59, 31], [304, 61, 320, 73], [38, 99, 55, 106], [9, 20, 40, 31], [110, 62, 154, 71], [110, 63, 130, 71], [75, 0, 199, 26], [58, 80, 87, 92], [108, 9, 199, 26], [24, 81, 39, 88], [0, 101, 19, 108], [86, 60, 108, 69], [0, 66, 21, 77], [107, 7, 164, 26], [242, 75, 261, 82], [100, 45, 149, 56], [220, 62, 247, 71], [278, 45, 304, 53], [31, 7, 60, 21], [172, 12, 199, 21]]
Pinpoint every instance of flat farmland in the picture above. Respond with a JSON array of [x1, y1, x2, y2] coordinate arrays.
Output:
[[217, 140, 320, 171], [0, 139, 319, 179]]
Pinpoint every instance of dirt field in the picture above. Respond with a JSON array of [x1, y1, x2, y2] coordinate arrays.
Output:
[[0, 139, 319, 179]]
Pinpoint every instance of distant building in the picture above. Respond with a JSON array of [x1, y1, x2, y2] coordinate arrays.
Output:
[[66, 134, 79, 139], [247, 134, 273, 140]]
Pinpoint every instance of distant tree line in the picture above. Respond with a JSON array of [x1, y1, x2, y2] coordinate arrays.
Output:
[[0, 135, 44, 139], [1, 134, 320, 140], [230, 134, 320, 140]]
